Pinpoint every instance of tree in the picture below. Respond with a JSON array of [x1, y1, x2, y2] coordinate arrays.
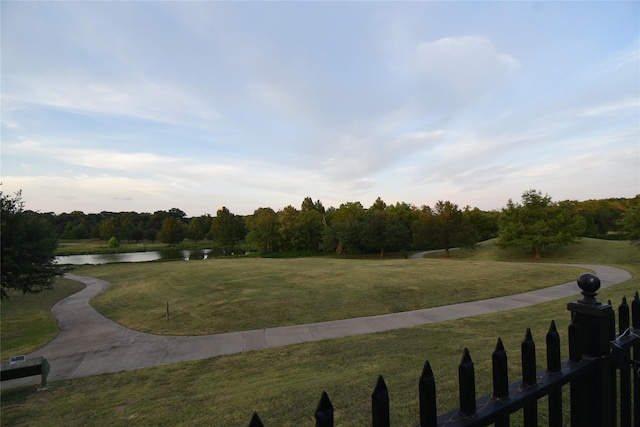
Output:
[[98, 216, 121, 241], [297, 197, 325, 251], [464, 206, 499, 241], [321, 202, 366, 256], [246, 207, 281, 254], [321, 218, 362, 257], [277, 205, 300, 251], [211, 207, 244, 253], [187, 217, 205, 243], [108, 236, 120, 248], [618, 198, 640, 246], [360, 199, 411, 258], [61, 211, 90, 239], [144, 228, 158, 243], [497, 189, 586, 258], [577, 199, 624, 238], [1, 191, 67, 299], [412, 201, 477, 256], [158, 217, 184, 245]]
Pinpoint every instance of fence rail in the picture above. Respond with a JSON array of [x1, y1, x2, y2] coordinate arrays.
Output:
[[248, 273, 638, 427]]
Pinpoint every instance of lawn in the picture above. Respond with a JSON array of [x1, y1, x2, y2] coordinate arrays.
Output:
[[0, 279, 85, 361], [77, 257, 587, 335], [1, 238, 638, 426]]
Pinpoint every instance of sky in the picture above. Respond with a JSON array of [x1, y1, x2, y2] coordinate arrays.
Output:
[[1, 1, 639, 217]]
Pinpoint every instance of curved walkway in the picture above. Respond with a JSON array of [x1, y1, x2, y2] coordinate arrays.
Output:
[[2, 263, 632, 389]]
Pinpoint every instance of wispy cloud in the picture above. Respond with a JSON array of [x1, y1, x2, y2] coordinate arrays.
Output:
[[412, 36, 520, 107]]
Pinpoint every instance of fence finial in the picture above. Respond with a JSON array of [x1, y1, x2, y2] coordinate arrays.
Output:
[[372, 375, 390, 427], [577, 273, 601, 305], [419, 361, 437, 427], [315, 391, 333, 427], [248, 412, 264, 427], [458, 348, 476, 416], [492, 338, 509, 399]]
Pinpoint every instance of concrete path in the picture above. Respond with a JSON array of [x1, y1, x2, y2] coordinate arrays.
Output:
[[2, 262, 632, 389]]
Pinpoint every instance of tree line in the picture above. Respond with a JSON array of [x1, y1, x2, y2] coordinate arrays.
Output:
[[20, 192, 640, 257], [2, 189, 639, 298]]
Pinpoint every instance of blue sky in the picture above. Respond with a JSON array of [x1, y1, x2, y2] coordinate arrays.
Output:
[[2, 1, 638, 216]]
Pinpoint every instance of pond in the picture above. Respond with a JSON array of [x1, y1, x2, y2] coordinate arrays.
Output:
[[56, 249, 215, 265]]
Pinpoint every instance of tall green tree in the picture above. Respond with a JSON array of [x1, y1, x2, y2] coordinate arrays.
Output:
[[412, 201, 477, 256], [331, 201, 365, 224], [364, 212, 411, 258], [413, 200, 478, 257], [296, 197, 325, 251], [187, 217, 205, 243], [158, 217, 184, 245], [246, 207, 281, 254], [576, 199, 624, 238], [360, 198, 411, 258], [277, 205, 300, 251], [435, 201, 478, 256], [98, 216, 121, 241], [464, 206, 499, 241], [497, 189, 586, 258], [386, 202, 419, 235], [619, 197, 640, 246], [211, 207, 244, 253], [321, 218, 362, 257], [321, 202, 366, 256], [1, 191, 67, 299]]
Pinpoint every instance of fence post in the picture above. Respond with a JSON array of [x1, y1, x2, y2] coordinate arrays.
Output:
[[567, 273, 615, 427], [546, 321, 562, 427], [632, 291, 640, 423], [492, 338, 509, 427], [521, 328, 537, 426], [419, 361, 437, 427], [315, 391, 334, 427], [372, 375, 390, 427], [458, 348, 476, 416]]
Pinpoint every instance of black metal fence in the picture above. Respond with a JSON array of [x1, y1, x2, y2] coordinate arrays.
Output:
[[248, 273, 639, 426]]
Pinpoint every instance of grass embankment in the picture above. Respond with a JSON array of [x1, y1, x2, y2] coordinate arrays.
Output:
[[0, 279, 85, 360], [2, 238, 638, 426], [78, 258, 586, 335]]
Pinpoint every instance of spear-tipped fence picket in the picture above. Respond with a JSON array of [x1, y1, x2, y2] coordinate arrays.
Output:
[[248, 273, 640, 426]]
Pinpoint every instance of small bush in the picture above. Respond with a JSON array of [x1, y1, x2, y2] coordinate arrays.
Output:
[[108, 236, 120, 248]]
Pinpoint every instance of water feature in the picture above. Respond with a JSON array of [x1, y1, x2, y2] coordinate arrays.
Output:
[[56, 249, 214, 265]]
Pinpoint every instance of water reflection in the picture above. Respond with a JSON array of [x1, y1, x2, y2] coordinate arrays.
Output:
[[56, 249, 214, 265]]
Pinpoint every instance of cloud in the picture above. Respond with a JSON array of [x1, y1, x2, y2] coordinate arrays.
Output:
[[3, 74, 225, 130], [580, 98, 639, 117], [413, 36, 520, 105], [390, 130, 445, 150]]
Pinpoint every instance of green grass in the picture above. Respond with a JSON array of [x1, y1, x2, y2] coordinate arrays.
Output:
[[77, 258, 587, 335], [2, 238, 638, 426], [0, 279, 85, 361], [426, 237, 640, 265]]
